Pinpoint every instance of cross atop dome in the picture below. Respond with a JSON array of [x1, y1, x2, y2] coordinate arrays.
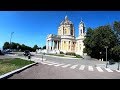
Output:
[[80, 17, 84, 24], [60, 15, 73, 25], [65, 15, 68, 20]]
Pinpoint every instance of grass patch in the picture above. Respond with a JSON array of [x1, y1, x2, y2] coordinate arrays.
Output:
[[0, 58, 34, 75]]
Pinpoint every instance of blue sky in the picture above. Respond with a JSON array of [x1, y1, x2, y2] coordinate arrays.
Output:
[[0, 11, 120, 49]]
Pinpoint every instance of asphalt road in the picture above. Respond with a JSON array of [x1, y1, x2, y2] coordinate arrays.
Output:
[[9, 62, 120, 79], [34, 54, 106, 66], [1, 52, 120, 79]]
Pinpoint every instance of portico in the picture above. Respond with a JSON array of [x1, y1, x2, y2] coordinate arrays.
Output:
[[46, 34, 60, 51]]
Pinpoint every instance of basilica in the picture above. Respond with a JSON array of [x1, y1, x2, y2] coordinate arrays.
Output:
[[46, 16, 86, 56]]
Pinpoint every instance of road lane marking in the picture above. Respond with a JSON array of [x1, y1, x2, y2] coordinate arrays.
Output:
[[88, 66, 94, 71], [41, 62, 49, 64], [104, 68, 113, 72], [54, 63, 64, 67], [79, 65, 85, 70], [47, 62, 59, 65], [70, 65, 78, 69], [96, 67, 104, 72], [116, 70, 120, 72], [62, 64, 71, 68]]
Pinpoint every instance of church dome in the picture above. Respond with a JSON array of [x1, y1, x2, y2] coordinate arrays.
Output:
[[60, 15, 73, 25]]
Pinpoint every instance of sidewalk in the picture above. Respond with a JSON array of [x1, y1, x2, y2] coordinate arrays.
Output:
[[96, 62, 120, 70], [44, 54, 80, 59], [17, 56, 46, 63]]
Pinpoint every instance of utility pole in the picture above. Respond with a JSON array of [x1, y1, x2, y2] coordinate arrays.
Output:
[[10, 32, 14, 51], [105, 46, 108, 68]]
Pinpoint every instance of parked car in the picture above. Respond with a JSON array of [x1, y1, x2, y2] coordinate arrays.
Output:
[[109, 59, 115, 65], [2, 49, 12, 54], [0, 50, 4, 55], [23, 50, 31, 56]]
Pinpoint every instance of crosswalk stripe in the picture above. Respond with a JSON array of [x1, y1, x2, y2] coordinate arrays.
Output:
[[44, 61, 51, 63], [96, 67, 104, 72], [79, 65, 85, 70], [47, 62, 58, 65], [88, 66, 94, 71], [54, 63, 64, 67], [70, 65, 78, 69], [116, 70, 120, 72], [104, 68, 113, 72], [40, 61, 119, 73], [62, 64, 71, 68], [41, 62, 49, 64]]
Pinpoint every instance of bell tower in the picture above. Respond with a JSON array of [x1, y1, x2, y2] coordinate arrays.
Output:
[[79, 18, 85, 36]]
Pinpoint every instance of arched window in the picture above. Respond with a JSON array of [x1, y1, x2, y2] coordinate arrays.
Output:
[[71, 29, 73, 35], [63, 27, 64, 35], [64, 29, 67, 34]]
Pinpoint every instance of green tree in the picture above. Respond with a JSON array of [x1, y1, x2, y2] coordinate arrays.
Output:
[[33, 45, 38, 51], [111, 45, 120, 62], [113, 21, 120, 44], [84, 25, 118, 60], [3, 42, 10, 50], [43, 45, 46, 49]]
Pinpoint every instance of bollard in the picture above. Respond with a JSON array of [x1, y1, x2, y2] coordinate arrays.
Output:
[[117, 61, 120, 70], [28, 54, 31, 61], [42, 55, 43, 62]]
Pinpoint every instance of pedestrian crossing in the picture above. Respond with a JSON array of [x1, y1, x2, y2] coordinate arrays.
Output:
[[96, 67, 104, 72], [88, 66, 94, 71], [70, 65, 78, 69], [79, 65, 85, 70], [62, 64, 71, 68], [39, 60, 120, 73]]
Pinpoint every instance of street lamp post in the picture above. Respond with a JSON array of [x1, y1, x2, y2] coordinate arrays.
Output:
[[117, 55, 120, 70], [10, 32, 14, 51], [105, 46, 108, 68], [100, 52, 102, 61], [117, 60, 120, 70]]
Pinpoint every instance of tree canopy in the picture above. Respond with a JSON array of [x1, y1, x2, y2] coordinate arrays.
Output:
[[3, 42, 40, 52], [84, 22, 119, 61]]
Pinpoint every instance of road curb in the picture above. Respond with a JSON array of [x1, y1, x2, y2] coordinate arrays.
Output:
[[45, 55, 80, 59], [0, 62, 38, 79]]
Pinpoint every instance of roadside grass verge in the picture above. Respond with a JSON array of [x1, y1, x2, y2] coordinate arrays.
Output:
[[0, 58, 34, 76]]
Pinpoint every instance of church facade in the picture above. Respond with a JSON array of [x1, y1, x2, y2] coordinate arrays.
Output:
[[46, 16, 86, 56]]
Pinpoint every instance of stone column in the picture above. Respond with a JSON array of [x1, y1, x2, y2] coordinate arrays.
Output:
[[58, 41, 59, 50], [50, 40, 52, 50], [70, 41, 71, 51], [48, 40, 49, 50], [57, 41, 58, 50], [52, 40, 54, 50]]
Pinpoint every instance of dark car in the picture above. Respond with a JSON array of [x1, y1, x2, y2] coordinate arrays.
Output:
[[2, 49, 12, 54], [109, 59, 115, 65], [23, 50, 31, 56], [0, 50, 4, 55]]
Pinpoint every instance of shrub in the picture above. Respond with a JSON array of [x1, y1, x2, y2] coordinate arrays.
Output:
[[66, 52, 76, 56], [75, 54, 82, 58], [60, 51, 64, 54]]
